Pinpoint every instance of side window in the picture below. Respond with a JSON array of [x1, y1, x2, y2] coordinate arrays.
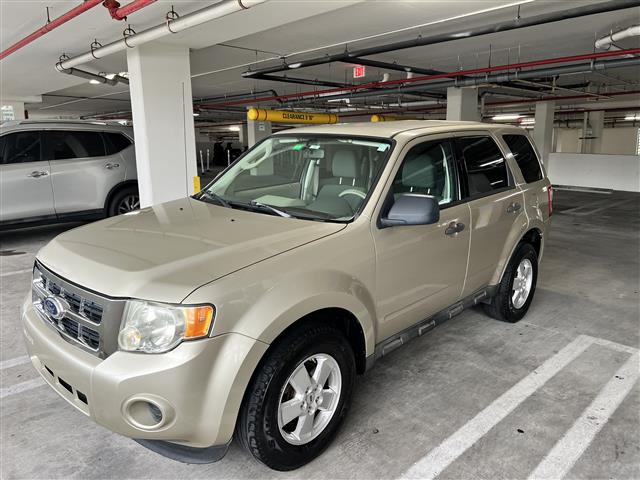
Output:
[[456, 136, 509, 196], [43, 131, 105, 160], [391, 139, 457, 206], [502, 134, 543, 183], [1, 131, 42, 164], [103, 132, 132, 155]]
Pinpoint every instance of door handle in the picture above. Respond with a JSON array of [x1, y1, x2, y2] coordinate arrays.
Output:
[[27, 171, 49, 178], [507, 202, 522, 214], [445, 222, 465, 236], [105, 163, 120, 170]]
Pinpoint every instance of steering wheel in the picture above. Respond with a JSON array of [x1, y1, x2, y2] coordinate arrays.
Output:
[[339, 189, 366, 200]]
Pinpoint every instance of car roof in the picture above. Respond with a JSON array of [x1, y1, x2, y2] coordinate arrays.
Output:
[[0, 120, 133, 136], [273, 120, 524, 138]]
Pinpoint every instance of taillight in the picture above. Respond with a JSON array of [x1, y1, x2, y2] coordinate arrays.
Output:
[[547, 185, 553, 217]]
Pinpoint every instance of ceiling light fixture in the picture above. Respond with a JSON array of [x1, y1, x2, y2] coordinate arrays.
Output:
[[89, 79, 101, 85], [493, 114, 522, 121], [624, 114, 640, 121], [228, 125, 240, 131]]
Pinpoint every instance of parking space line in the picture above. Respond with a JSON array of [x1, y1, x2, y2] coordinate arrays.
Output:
[[399, 334, 594, 480], [0, 268, 32, 278], [0, 377, 44, 399], [528, 352, 639, 480], [0, 355, 30, 370]]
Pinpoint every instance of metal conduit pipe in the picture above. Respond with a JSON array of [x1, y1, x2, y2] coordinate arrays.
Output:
[[242, 0, 640, 78], [595, 24, 640, 50], [56, 0, 268, 71], [58, 67, 130, 86], [280, 57, 640, 106]]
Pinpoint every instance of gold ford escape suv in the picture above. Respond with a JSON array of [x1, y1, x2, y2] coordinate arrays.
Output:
[[22, 120, 552, 471]]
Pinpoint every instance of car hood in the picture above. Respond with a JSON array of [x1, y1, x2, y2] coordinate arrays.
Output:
[[37, 197, 346, 303]]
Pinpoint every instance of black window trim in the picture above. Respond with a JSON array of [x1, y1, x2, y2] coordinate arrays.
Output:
[[454, 133, 516, 202]]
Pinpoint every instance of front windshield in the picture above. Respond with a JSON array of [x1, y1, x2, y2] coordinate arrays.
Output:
[[197, 135, 392, 221]]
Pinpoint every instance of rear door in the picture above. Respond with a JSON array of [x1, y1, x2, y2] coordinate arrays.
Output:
[[44, 130, 125, 214], [372, 136, 471, 342], [0, 130, 55, 223], [455, 133, 525, 296]]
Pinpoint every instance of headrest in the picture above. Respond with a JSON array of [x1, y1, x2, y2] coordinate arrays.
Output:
[[402, 154, 434, 188], [332, 150, 358, 178]]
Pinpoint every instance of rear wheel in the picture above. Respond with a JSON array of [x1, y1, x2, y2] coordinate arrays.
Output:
[[484, 243, 538, 323], [107, 186, 139, 217], [236, 323, 355, 471]]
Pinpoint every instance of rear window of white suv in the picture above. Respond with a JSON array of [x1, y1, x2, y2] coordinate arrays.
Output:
[[503, 134, 543, 183]]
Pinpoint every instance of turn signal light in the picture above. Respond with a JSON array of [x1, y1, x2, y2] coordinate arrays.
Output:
[[185, 305, 215, 338]]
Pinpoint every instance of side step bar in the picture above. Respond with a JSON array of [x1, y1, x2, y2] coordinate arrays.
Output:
[[372, 286, 497, 362]]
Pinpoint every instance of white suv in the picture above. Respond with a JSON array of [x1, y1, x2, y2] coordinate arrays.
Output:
[[0, 120, 138, 229]]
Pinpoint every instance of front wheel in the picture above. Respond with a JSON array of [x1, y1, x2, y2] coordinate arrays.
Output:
[[236, 323, 355, 471], [484, 243, 538, 323]]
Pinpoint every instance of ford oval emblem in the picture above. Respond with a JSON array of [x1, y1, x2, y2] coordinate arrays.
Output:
[[43, 296, 69, 320]]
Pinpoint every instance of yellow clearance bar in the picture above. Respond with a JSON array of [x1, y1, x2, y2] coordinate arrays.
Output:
[[371, 114, 404, 122], [247, 108, 339, 125]]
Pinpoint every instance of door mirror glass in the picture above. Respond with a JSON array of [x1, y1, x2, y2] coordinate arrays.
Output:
[[380, 194, 440, 227]]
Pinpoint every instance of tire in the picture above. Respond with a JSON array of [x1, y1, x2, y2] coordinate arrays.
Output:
[[107, 186, 140, 217], [484, 242, 538, 323], [236, 322, 356, 471]]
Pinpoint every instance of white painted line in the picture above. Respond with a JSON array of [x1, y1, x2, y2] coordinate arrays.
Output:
[[553, 186, 611, 195], [528, 352, 639, 480], [0, 268, 31, 278], [0, 377, 45, 399], [0, 355, 30, 370], [399, 335, 595, 480], [590, 336, 639, 355]]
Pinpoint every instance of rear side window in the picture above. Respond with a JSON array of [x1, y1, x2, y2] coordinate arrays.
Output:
[[103, 132, 132, 154], [503, 134, 543, 183], [1, 131, 42, 164], [43, 131, 105, 160], [456, 136, 509, 196]]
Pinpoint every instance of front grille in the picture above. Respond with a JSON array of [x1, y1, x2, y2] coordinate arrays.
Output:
[[32, 262, 125, 358]]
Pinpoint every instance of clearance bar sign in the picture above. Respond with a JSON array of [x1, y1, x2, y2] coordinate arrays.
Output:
[[247, 108, 339, 125]]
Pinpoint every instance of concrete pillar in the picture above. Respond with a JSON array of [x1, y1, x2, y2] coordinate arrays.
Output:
[[238, 124, 249, 148], [127, 42, 197, 208], [588, 110, 605, 154], [533, 101, 555, 169], [446, 87, 480, 121], [247, 118, 272, 147]]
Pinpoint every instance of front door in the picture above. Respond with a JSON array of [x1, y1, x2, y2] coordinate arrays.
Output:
[[0, 131, 55, 223], [372, 137, 471, 343]]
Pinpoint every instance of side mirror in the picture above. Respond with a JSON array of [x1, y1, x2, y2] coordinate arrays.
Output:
[[380, 194, 440, 228]]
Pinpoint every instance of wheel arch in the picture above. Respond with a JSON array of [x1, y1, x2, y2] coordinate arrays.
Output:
[[494, 226, 544, 285], [104, 180, 139, 214]]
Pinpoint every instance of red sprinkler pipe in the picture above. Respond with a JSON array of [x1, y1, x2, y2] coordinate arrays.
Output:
[[103, 0, 157, 21], [200, 48, 640, 109], [0, 0, 104, 61]]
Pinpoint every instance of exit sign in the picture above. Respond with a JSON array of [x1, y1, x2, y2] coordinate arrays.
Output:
[[353, 65, 366, 78]]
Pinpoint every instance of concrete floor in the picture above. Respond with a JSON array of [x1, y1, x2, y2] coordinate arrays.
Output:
[[1, 189, 638, 479]]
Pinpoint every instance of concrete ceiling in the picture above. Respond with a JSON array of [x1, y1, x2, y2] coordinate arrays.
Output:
[[1, 0, 638, 119]]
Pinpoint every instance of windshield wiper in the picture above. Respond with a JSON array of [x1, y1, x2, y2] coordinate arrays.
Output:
[[198, 191, 232, 209], [248, 200, 291, 218]]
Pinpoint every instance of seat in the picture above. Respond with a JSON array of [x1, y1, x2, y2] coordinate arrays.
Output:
[[313, 150, 365, 215], [398, 149, 445, 198]]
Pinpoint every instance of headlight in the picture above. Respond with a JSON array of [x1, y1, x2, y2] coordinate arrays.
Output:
[[118, 300, 214, 353]]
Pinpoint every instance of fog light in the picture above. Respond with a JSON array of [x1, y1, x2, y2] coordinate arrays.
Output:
[[123, 396, 174, 431]]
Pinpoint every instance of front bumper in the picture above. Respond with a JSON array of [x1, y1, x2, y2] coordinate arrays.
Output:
[[22, 297, 268, 451]]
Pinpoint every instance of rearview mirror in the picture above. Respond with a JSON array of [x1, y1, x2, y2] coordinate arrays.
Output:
[[380, 194, 440, 228]]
